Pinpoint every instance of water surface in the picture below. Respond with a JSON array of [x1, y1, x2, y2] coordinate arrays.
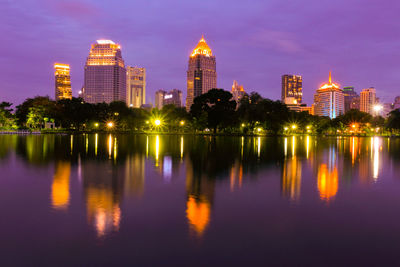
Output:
[[1, 134, 400, 266]]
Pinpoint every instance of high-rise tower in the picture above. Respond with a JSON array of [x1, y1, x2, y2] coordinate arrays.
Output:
[[360, 88, 376, 115], [83, 40, 126, 104], [54, 63, 72, 100], [231, 80, 246, 103], [126, 66, 146, 108], [281, 75, 302, 104], [186, 36, 217, 111], [313, 72, 344, 119]]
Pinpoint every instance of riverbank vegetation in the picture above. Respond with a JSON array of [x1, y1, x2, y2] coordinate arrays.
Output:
[[2, 89, 400, 136]]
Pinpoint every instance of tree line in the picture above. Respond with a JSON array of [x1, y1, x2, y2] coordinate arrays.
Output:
[[1, 88, 400, 134]]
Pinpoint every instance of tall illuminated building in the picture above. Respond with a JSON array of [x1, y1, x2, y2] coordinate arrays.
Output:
[[155, 90, 166, 109], [281, 75, 302, 104], [126, 66, 146, 108], [343, 86, 359, 112], [186, 36, 217, 111], [83, 40, 126, 104], [313, 72, 344, 119], [231, 80, 246, 103], [54, 63, 72, 100], [360, 87, 376, 115]]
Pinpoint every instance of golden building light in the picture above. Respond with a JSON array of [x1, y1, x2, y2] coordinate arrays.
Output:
[[54, 63, 72, 101]]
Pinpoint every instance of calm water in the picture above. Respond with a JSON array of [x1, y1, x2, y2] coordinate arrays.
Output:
[[1, 134, 400, 266]]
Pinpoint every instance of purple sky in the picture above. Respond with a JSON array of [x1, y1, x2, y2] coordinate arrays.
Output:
[[1, 0, 400, 106]]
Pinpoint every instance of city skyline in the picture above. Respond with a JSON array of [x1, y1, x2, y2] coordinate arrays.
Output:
[[1, 0, 400, 106]]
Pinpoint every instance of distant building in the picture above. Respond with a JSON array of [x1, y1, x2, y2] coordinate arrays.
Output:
[[282, 75, 303, 104], [126, 67, 146, 108], [186, 36, 217, 111], [155, 90, 166, 109], [231, 80, 246, 103], [163, 89, 182, 107], [343, 86, 359, 112], [83, 40, 126, 104], [360, 88, 376, 115], [54, 63, 72, 100], [155, 89, 182, 109], [284, 97, 312, 114], [393, 96, 400, 110], [313, 72, 344, 119]]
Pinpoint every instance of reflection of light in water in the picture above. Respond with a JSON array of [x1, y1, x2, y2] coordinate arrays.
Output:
[[186, 196, 210, 237], [241, 136, 244, 158], [85, 135, 88, 154], [317, 164, 338, 202], [95, 134, 98, 156], [51, 161, 71, 210], [114, 137, 117, 161], [257, 137, 261, 158], [78, 154, 82, 182], [146, 136, 149, 158], [230, 160, 243, 192], [284, 137, 288, 157], [86, 188, 121, 238], [292, 136, 296, 158], [70, 135, 73, 155], [373, 137, 380, 180], [155, 135, 160, 166], [180, 136, 184, 159], [108, 134, 112, 159], [163, 156, 172, 182], [306, 136, 310, 159]]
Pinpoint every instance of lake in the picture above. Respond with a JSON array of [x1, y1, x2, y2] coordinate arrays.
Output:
[[1, 134, 400, 266]]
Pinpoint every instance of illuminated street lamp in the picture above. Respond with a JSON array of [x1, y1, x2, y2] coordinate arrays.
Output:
[[180, 120, 185, 126], [107, 122, 114, 129], [284, 127, 289, 131], [94, 122, 99, 128], [291, 124, 297, 130], [257, 127, 262, 132], [154, 119, 161, 126], [373, 104, 383, 116]]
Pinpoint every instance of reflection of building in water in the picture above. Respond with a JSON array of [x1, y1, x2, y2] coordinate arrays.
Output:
[[230, 159, 243, 192], [124, 154, 145, 198], [82, 162, 123, 237], [281, 136, 302, 201], [281, 157, 301, 201], [317, 164, 338, 202], [185, 160, 215, 238], [51, 161, 71, 210]]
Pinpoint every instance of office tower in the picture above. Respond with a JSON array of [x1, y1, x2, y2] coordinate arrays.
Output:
[[54, 63, 72, 100], [186, 36, 217, 111], [163, 89, 183, 107], [343, 86, 359, 112], [281, 75, 303, 104], [360, 88, 376, 115], [313, 72, 344, 119], [155, 90, 166, 109], [231, 80, 246, 103], [126, 66, 146, 108], [83, 40, 126, 104]]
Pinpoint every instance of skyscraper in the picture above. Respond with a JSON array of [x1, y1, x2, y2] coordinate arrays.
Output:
[[163, 89, 183, 107], [282, 75, 303, 104], [126, 66, 146, 108], [83, 40, 126, 104], [343, 86, 359, 112], [186, 36, 217, 111], [231, 80, 246, 103], [360, 88, 376, 115], [54, 63, 72, 100], [155, 90, 166, 109], [313, 72, 344, 119]]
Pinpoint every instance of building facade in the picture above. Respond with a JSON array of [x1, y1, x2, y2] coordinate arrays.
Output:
[[282, 75, 303, 104], [54, 63, 72, 100], [343, 86, 359, 112], [83, 40, 126, 104], [126, 66, 146, 108], [313, 72, 344, 119], [155, 89, 182, 109], [186, 36, 217, 111], [155, 90, 166, 109], [231, 80, 246, 103], [360, 88, 376, 115]]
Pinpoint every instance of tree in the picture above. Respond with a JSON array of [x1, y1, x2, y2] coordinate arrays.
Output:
[[0, 102, 17, 129], [386, 109, 400, 132], [16, 96, 56, 127], [190, 89, 236, 133]]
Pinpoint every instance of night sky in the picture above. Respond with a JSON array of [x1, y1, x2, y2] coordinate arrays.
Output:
[[1, 0, 400, 106]]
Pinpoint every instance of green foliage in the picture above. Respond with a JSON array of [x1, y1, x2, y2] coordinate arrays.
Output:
[[190, 89, 237, 133], [0, 102, 17, 129]]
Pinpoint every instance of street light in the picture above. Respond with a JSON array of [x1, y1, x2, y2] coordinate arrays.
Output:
[[94, 122, 99, 128], [154, 119, 161, 126], [291, 124, 297, 130], [373, 104, 383, 116], [180, 120, 185, 126], [107, 122, 114, 129], [257, 127, 262, 132]]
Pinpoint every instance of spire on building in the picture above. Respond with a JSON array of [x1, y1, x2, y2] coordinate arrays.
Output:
[[191, 36, 213, 57]]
